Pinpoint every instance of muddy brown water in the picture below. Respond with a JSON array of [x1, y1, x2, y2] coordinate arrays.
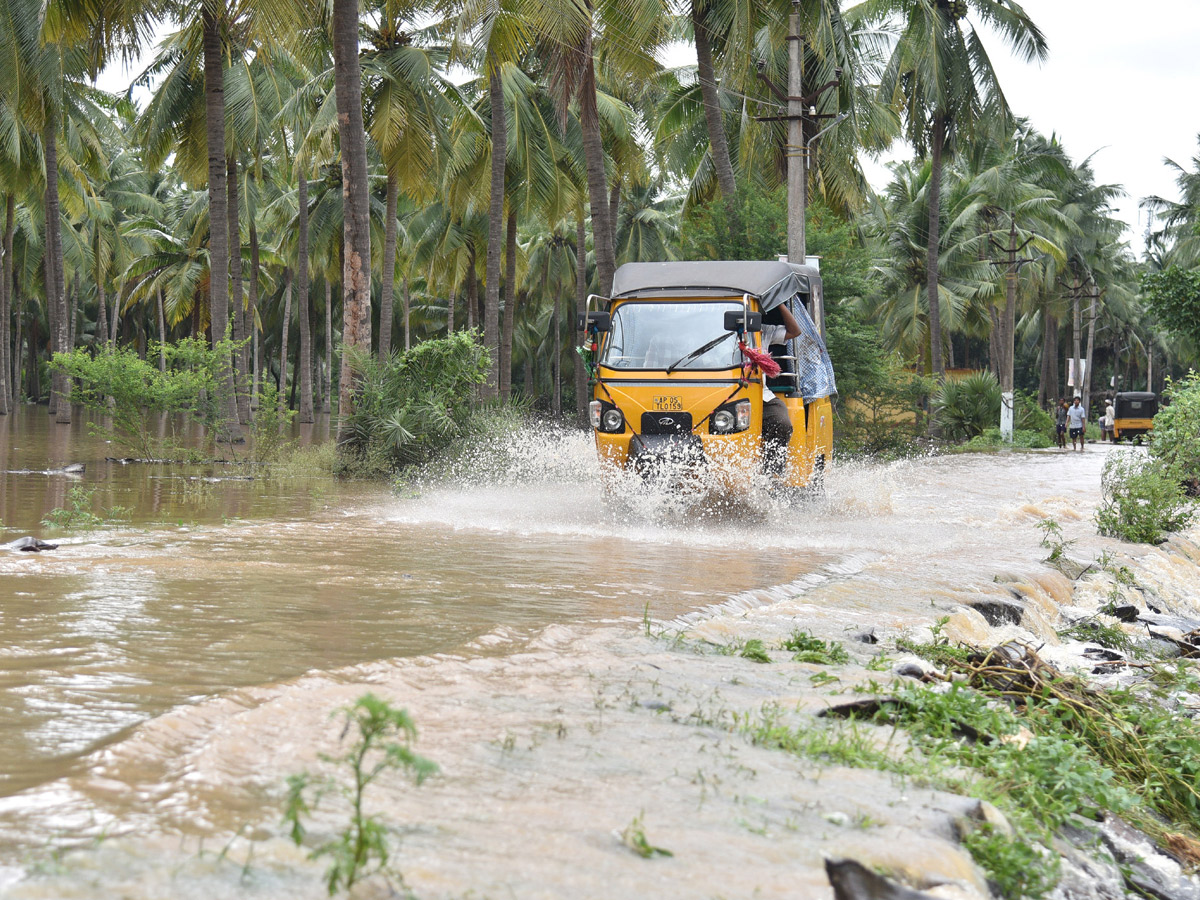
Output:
[[2, 402, 1193, 898]]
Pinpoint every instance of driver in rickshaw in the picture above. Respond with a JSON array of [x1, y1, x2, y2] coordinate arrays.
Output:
[[760, 304, 802, 474]]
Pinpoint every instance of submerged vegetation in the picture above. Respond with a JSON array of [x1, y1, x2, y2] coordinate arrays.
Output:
[[284, 694, 437, 896]]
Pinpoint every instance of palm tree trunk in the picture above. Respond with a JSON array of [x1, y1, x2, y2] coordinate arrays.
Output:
[[1072, 282, 1082, 397], [332, 0, 372, 436], [45, 112, 70, 424], [580, 23, 616, 296], [500, 209, 516, 400], [324, 279, 333, 411], [203, 9, 240, 440], [402, 275, 410, 352], [466, 248, 478, 333], [379, 169, 399, 360], [925, 113, 946, 382], [250, 219, 261, 406], [279, 267, 292, 416], [551, 296, 561, 416], [693, 0, 737, 202], [1038, 311, 1056, 407], [13, 293, 23, 404], [297, 169, 313, 423], [95, 233, 108, 348], [0, 195, 11, 415], [157, 288, 166, 371], [575, 209, 587, 422], [227, 157, 250, 424], [1083, 292, 1097, 415], [110, 280, 121, 343], [483, 63, 506, 399]]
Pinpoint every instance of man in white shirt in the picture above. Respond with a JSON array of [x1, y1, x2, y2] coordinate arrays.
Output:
[[760, 304, 802, 473], [1066, 396, 1087, 451]]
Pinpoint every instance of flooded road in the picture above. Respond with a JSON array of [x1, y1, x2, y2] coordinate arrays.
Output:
[[2, 404, 1195, 898]]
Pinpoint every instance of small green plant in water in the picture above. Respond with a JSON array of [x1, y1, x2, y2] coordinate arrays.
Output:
[[740, 639, 772, 663], [1096, 452, 1196, 544], [782, 630, 849, 665], [619, 812, 673, 859], [283, 693, 437, 896], [1035, 518, 1073, 562], [41, 486, 104, 530]]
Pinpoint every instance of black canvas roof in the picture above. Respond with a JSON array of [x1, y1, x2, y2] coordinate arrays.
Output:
[[610, 260, 819, 311], [1115, 391, 1156, 401]]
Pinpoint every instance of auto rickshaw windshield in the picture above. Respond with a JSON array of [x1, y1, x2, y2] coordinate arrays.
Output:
[[599, 300, 745, 370]]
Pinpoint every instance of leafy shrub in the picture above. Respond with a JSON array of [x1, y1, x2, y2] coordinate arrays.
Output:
[[1151, 371, 1200, 494], [285, 694, 436, 896], [933, 371, 1001, 441], [51, 337, 244, 457], [1015, 391, 1054, 439], [965, 427, 1052, 450], [339, 332, 490, 476], [1096, 452, 1195, 544]]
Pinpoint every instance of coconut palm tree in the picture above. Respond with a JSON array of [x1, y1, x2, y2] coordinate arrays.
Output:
[[850, 0, 1047, 379]]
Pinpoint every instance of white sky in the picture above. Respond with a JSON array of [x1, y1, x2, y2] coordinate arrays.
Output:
[[861, 0, 1200, 257], [98, 1, 1200, 257]]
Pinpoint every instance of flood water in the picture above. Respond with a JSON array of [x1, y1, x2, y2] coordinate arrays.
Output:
[[1, 402, 1194, 898]]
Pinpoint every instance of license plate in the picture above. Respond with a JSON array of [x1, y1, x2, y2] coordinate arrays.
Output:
[[652, 396, 683, 411]]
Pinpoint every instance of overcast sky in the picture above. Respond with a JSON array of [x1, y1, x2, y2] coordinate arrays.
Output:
[[98, 1, 1199, 257], [862, 0, 1200, 257]]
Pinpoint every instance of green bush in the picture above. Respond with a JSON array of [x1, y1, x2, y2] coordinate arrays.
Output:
[[1015, 392, 1054, 438], [965, 427, 1052, 450], [51, 337, 244, 457], [1151, 371, 1200, 493], [1095, 453, 1196, 544], [933, 371, 1001, 440], [339, 331, 490, 477]]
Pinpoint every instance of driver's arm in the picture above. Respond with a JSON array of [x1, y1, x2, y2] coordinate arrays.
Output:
[[779, 304, 802, 340]]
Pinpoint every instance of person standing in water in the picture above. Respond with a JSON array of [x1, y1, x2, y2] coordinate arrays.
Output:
[[1066, 396, 1087, 451], [1055, 399, 1069, 449]]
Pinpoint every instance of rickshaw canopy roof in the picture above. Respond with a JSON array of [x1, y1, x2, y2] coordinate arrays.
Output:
[[1115, 391, 1156, 402], [610, 260, 820, 312]]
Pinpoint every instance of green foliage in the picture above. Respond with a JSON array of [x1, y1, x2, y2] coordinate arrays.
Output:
[[960, 826, 1057, 900], [1035, 518, 1073, 562], [1015, 392, 1054, 438], [681, 185, 787, 262], [619, 812, 673, 859], [51, 338, 245, 458], [1095, 453, 1195, 544], [283, 693, 437, 896], [964, 428, 1052, 450], [782, 630, 850, 665], [1151, 371, 1200, 492], [249, 383, 297, 466], [1056, 618, 1136, 655], [41, 486, 104, 530], [1142, 267, 1200, 350], [339, 332, 490, 477], [933, 371, 1001, 441], [739, 639, 772, 663]]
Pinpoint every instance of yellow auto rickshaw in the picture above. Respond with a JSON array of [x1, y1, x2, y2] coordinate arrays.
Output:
[[578, 260, 835, 490], [1112, 391, 1157, 443]]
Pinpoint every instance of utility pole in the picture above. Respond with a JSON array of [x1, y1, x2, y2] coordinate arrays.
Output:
[[987, 215, 1036, 443], [787, 8, 805, 263], [754, 3, 841, 265]]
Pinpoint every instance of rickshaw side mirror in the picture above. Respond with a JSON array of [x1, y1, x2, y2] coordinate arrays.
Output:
[[577, 311, 611, 332], [724, 310, 762, 333]]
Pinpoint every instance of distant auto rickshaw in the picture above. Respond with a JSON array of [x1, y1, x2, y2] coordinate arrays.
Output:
[[1112, 391, 1157, 443], [577, 260, 836, 490]]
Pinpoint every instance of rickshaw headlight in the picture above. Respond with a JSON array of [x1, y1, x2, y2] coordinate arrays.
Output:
[[712, 410, 736, 433], [601, 409, 625, 432], [589, 400, 602, 429], [734, 400, 751, 431]]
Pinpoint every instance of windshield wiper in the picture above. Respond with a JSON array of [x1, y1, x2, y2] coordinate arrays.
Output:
[[665, 332, 736, 374]]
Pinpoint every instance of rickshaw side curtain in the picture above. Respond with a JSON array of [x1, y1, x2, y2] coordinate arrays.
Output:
[[788, 299, 837, 402]]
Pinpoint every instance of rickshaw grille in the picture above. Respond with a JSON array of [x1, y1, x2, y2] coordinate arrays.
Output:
[[641, 412, 694, 435]]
